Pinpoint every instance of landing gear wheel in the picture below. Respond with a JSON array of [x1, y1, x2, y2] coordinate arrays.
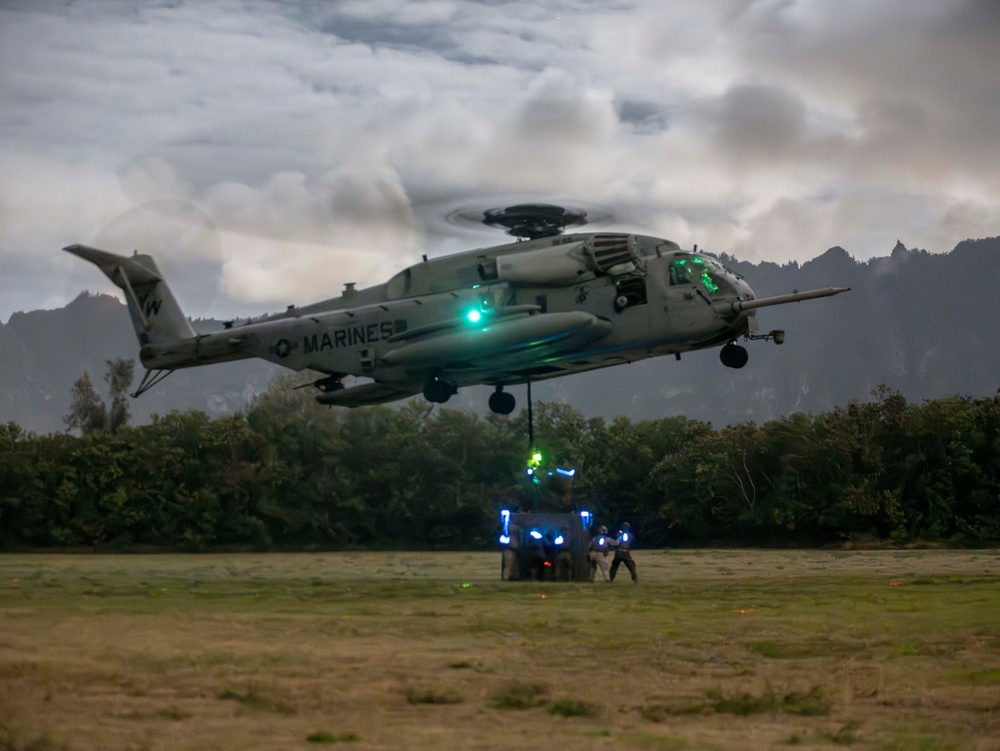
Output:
[[720, 342, 749, 369], [423, 378, 456, 404], [488, 387, 516, 415]]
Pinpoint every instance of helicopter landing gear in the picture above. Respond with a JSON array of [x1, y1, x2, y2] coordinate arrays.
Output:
[[720, 342, 749, 369], [423, 377, 457, 404], [488, 386, 516, 415]]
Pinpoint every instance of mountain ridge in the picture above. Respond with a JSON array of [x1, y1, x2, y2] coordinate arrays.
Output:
[[3, 237, 998, 433]]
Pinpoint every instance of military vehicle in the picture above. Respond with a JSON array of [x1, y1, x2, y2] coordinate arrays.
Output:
[[500, 508, 594, 582]]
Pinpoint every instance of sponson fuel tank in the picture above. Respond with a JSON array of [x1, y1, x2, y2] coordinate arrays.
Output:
[[382, 311, 612, 367]]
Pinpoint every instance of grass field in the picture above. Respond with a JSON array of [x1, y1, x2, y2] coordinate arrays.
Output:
[[2, 549, 999, 751]]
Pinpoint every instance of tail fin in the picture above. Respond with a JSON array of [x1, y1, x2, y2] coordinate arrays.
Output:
[[64, 244, 196, 345]]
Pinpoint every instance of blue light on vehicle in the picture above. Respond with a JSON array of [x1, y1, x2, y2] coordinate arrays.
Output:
[[554, 535, 565, 545], [580, 510, 592, 528], [529, 530, 543, 540], [499, 534, 510, 545], [555, 467, 576, 477], [501, 509, 510, 536]]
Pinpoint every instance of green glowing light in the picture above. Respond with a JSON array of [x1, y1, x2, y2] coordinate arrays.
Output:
[[466, 309, 482, 324], [701, 271, 720, 294]]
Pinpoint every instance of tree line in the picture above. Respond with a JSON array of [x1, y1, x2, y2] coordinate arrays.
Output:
[[1, 369, 999, 550]]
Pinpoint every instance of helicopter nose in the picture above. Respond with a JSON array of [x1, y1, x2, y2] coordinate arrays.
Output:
[[737, 278, 754, 298]]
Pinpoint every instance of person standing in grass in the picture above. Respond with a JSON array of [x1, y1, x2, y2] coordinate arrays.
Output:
[[501, 521, 522, 581], [588, 526, 611, 583], [609, 522, 638, 583], [554, 528, 574, 582]]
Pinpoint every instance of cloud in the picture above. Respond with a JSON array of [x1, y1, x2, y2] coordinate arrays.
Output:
[[2, 0, 999, 323]]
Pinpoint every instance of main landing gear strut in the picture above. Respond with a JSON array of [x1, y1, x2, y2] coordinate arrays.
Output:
[[422, 377, 517, 415], [719, 328, 785, 369]]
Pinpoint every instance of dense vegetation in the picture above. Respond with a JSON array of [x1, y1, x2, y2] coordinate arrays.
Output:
[[1, 375, 999, 550]]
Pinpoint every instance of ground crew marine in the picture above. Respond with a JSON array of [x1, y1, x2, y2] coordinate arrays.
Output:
[[609, 522, 638, 583], [553, 529, 573, 582], [588, 526, 611, 583], [501, 522, 521, 581]]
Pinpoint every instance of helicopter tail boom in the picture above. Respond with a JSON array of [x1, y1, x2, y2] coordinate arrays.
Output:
[[63, 244, 197, 347]]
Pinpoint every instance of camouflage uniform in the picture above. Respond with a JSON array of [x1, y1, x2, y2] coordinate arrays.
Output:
[[609, 523, 638, 583], [501, 523, 521, 581], [553, 529, 574, 582], [588, 527, 611, 583], [526, 530, 547, 581]]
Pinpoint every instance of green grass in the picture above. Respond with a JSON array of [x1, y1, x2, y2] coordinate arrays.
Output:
[[967, 668, 1000, 685], [1, 550, 999, 750]]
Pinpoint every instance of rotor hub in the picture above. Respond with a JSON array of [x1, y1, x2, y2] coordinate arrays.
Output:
[[481, 203, 588, 240]]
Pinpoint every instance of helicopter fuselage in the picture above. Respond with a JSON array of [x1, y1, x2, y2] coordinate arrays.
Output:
[[66, 231, 847, 411]]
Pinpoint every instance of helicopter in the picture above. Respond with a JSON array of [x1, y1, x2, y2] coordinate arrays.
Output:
[[65, 202, 848, 414]]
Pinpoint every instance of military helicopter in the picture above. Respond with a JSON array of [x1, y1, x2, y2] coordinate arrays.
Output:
[[65, 202, 848, 414]]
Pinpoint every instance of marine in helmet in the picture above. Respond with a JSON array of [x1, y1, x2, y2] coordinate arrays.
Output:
[[609, 522, 638, 583], [588, 525, 611, 583]]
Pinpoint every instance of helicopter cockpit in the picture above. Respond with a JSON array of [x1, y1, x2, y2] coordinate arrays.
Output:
[[668, 255, 735, 295], [629, 236, 742, 295]]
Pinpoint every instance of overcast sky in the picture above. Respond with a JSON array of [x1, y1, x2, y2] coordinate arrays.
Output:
[[2, 0, 998, 322]]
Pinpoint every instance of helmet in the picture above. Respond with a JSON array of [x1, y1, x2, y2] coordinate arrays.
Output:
[[598, 525, 608, 534], [621, 522, 632, 530]]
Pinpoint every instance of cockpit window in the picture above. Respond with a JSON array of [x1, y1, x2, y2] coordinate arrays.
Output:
[[669, 256, 726, 295]]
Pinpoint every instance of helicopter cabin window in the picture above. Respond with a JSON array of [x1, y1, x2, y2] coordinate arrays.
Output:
[[614, 274, 647, 311], [669, 257, 724, 296], [386, 268, 411, 299]]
